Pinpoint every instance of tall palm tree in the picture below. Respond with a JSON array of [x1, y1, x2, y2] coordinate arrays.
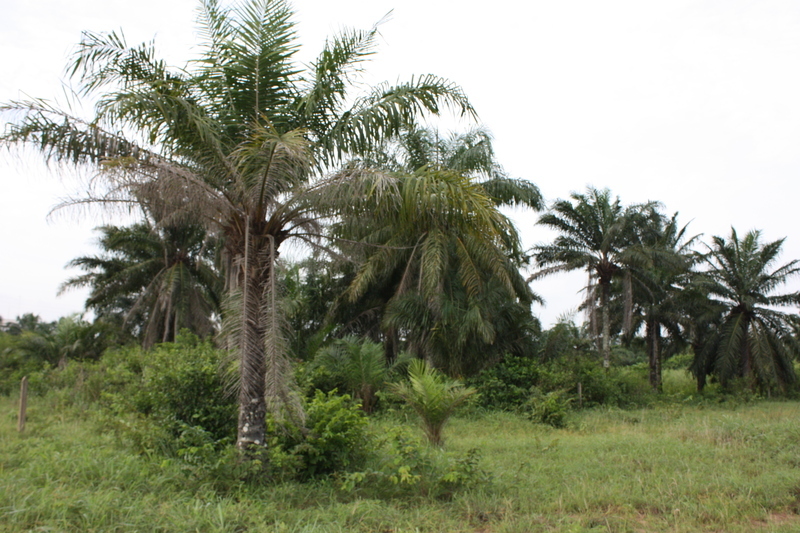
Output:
[[2, 0, 473, 452], [61, 220, 221, 347], [627, 211, 698, 391], [532, 187, 648, 368], [694, 229, 800, 393], [325, 167, 538, 375], [325, 127, 542, 375]]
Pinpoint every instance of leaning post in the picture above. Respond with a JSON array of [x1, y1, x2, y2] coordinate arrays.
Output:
[[18, 376, 28, 433]]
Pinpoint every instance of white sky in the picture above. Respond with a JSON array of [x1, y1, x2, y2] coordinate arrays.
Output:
[[3, 0, 800, 327]]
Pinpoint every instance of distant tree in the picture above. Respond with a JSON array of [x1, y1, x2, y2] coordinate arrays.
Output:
[[1, 313, 54, 336], [3, 313, 116, 371], [328, 165, 540, 376], [537, 315, 596, 362], [627, 211, 699, 391], [328, 127, 542, 375], [62, 221, 222, 348], [692, 229, 800, 393], [280, 257, 352, 361], [532, 187, 651, 368]]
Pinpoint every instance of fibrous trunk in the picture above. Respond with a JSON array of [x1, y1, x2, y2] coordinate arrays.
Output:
[[647, 318, 662, 392], [235, 221, 269, 452], [601, 281, 611, 369], [741, 319, 754, 391]]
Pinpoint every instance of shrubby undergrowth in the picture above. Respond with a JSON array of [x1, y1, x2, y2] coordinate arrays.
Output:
[[469, 354, 655, 426], [12, 333, 485, 498]]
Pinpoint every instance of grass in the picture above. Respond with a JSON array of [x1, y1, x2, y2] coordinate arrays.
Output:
[[3, 378, 800, 532]]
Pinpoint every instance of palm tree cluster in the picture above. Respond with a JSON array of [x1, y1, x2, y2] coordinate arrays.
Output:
[[1, 0, 523, 452], [531, 186, 800, 394], [4, 0, 800, 465], [61, 217, 221, 347]]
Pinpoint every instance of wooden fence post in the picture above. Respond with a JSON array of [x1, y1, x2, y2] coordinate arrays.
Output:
[[18, 376, 28, 433]]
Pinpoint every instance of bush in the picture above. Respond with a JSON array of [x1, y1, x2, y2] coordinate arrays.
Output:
[[128, 334, 237, 443], [471, 355, 653, 412], [308, 336, 396, 413], [391, 360, 476, 446], [268, 390, 372, 480], [466, 355, 545, 409], [525, 388, 572, 428], [95, 333, 236, 455], [298, 390, 371, 477], [340, 427, 490, 500]]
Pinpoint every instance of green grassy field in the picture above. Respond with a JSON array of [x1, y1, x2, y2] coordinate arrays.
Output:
[[3, 386, 800, 532]]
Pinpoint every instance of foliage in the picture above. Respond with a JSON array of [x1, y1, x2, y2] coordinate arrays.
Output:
[[390, 359, 476, 446], [97, 333, 237, 450], [693, 228, 800, 394], [471, 354, 652, 412], [280, 257, 352, 360], [525, 388, 572, 428], [297, 390, 371, 477], [532, 187, 655, 368], [340, 427, 489, 500], [310, 335, 408, 413], [129, 334, 237, 443], [467, 354, 548, 409], [536, 317, 596, 362], [328, 126, 542, 376], [62, 220, 222, 347], [0, 314, 120, 395], [621, 210, 699, 391]]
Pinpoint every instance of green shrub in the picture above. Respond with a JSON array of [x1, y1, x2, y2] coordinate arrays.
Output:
[[467, 355, 545, 409], [525, 388, 572, 428], [269, 390, 371, 479], [471, 355, 653, 411], [391, 360, 476, 446], [309, 336, 393, 413], [340, 427, 490, 500], [0, 332, 49, 395], [95, 334, 236, 455], [128, 334, 237, 443], [172, 390, 371, 484], [663, 351, 694, 370], [301, 390, 371, 476]]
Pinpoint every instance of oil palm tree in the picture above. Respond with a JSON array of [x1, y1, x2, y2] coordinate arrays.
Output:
[[2, 0, 473, 452], [694, 229, 800, 393], [61, 220, 222, 347], [390, 359, 476, 446], [325, 127, 542, 375], [627, 211, 698, 391], [532, 187, 649, 368]]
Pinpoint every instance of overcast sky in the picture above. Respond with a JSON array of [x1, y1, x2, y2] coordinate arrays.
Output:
[[3, 0, 800, 327]]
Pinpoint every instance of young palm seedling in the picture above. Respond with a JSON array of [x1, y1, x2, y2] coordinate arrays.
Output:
[[391, 360, 476, 446]]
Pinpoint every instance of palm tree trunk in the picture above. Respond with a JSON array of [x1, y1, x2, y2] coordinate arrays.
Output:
[[236, 221, 268, 453], [741, 320, 754, 391], [647, 318, 662, 392], [384, 327, 399, 364], [654, 327, 662, 392], [601, 281, 611, 369]]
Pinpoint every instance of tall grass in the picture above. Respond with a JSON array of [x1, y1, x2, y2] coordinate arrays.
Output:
[[3, 391, 800, 532]]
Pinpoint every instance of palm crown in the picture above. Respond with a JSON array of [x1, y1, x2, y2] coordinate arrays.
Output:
[[697, 228, 800, 392]]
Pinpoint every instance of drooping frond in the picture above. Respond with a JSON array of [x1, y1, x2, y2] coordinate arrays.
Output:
[[316, 76, 475, 166]]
